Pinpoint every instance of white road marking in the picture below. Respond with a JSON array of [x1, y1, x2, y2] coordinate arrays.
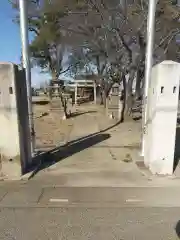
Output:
[[49, 198, 69, 203], [126, 199, 143, 203]]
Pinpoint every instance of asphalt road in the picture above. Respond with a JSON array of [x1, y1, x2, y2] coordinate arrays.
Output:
[[0, 186, 180, 239], [0, 207, 180, 239]]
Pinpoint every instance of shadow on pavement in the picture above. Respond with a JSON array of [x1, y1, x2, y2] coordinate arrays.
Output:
[[28, 118, 122, 179], [32, 100, 49, 105], [28, 132, 110, 179], [70, 110, 97, 118], [57, 120, 121, 150]]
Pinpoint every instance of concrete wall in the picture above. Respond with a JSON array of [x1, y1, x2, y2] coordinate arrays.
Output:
[[145, 60, 180, 175], [0, 63, 31, 177]]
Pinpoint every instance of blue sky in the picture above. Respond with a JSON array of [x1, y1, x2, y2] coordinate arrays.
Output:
[[0, 0, 50, 87]]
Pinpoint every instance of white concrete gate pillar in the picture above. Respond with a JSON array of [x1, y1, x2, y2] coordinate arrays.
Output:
[[144, 60, 180, 175], [0, 63, 31, 178]]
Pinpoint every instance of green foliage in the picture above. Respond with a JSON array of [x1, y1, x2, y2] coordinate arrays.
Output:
[[10, 0, 68, 78], [29, 1, 66, 77]]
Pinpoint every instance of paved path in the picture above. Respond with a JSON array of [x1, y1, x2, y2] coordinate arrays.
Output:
[[32, 104, 146, 185]]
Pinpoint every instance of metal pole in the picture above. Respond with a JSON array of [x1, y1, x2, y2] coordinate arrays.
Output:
[[19, 0, 35, 157], [94, 82, 97, 104], [118, 85, 122, 120], [75, 83, 77, 106], [141, 0, 157, 157], [120, 0, 127, 16]]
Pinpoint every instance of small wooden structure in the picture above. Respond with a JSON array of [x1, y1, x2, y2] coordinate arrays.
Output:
[[66, 80, 97, 105]]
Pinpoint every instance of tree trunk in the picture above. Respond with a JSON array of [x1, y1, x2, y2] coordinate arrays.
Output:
[[120, 74, 126, 122], [135, 67, 145, 100], [123, 69, 136, 120], [103, 90, 106, 108], [135, 69, 141, 100], [59, 91, 69, 119], [50, 73, 69, 119], [118, 84, 123, 120], [100, 88, 104, 105]]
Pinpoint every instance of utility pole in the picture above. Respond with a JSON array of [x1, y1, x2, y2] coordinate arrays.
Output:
[[141, 0, 157, 157], [120, 0, 127, 15], [19, 0, 35, 157], [120, 0, 126, 7]]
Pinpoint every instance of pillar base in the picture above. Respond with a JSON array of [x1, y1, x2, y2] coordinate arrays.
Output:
[[0, 155, 22, 180]]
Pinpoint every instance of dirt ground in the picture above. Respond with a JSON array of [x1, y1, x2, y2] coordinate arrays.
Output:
[[31, 101, 144, 183], [33, 101, 141, 149], [33, 99, 142, 153], [33, 103, 74, 149], [29, 100, 180, 185]]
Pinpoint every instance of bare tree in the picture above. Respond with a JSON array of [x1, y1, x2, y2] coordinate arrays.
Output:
[[11, 0, 180, 121], [60, 0, 180, 120]]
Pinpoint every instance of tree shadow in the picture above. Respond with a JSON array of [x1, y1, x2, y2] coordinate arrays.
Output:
[[70, 111, 97, 118], [174, 127, 180, 172], [28, 132, 110, 179], [27, 120, 121, 179], [32, 100, 49, 105], [35, 112, 49, 119], [56, 119, 121, 150]]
